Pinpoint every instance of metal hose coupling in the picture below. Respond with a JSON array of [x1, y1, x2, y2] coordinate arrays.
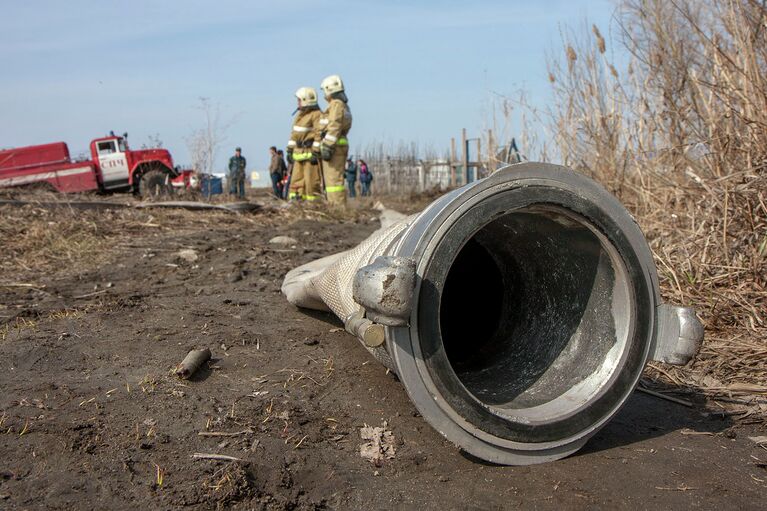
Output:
[[281, 162, 704, 465]]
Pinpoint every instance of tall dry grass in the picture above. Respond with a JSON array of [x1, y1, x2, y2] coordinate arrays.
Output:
[[541, 0, 766, 413]]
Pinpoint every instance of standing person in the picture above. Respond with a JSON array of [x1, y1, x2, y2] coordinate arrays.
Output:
[[268, 146, 283, 199], [319, 74, 352, 207], [277, 149, 289, 199], [278, 149, 288, 174], [358, 159, 373, 196], [281, 151, 292, 199], [287, 87, 323, 201], [228, 147, 247, 199], [344, 158, 357, 198]]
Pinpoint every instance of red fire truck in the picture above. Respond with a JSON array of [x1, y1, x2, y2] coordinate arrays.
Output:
[[0, 133, 191, 196]]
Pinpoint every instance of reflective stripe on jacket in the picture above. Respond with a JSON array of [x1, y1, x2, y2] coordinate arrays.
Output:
[[320, 98, 352, 148], [288, 107, 322, 156]]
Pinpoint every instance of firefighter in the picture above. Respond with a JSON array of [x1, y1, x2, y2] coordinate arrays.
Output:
[[287, 87, 323, 201], [319, 74, 352, 207]]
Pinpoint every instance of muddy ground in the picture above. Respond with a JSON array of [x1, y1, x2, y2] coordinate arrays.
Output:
[[0, 190, 765, 510]]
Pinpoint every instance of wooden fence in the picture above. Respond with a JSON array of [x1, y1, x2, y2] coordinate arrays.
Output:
[[360, 128, 520, 195]]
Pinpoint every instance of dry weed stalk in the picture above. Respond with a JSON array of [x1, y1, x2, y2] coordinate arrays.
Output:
[[539, 0, 766, 413]]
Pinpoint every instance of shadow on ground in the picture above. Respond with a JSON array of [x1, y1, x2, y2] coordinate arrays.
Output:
[[580, 387, 731, 456]]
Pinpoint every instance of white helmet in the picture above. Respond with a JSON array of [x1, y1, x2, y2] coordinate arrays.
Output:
[[320, 74, 345, 96], [295, 86, 318, 107]]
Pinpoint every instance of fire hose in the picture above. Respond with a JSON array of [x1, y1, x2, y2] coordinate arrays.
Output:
[[282, 162, 703, 465]]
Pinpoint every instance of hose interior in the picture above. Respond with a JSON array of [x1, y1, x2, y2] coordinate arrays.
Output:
[[439, 206, 632, 422]]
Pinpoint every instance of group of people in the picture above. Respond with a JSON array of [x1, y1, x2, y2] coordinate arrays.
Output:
[[227, 74, 373, 205], [285, 74, 352, 207], [343, 158, 373, 197]]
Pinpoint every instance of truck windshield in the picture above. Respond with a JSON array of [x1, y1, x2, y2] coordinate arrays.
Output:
[[118, 139, 127, 152], [97, 141, 116, 155]]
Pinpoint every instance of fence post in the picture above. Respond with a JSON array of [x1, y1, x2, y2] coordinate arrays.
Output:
[[461, 128, 468, 185], [488, 128, 495, 173], [477, 137, 482, 179], [450, 137, 456, 187]]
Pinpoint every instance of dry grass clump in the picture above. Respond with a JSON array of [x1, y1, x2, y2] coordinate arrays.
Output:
[[0, 194, 378, 286], [0, 206, 125, 278], [200, 462, 256, 506], [540, 0, 766, 416], [0, 204, 252, 281]]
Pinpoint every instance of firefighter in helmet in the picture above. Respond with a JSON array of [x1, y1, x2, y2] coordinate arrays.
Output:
[[319, 74, 352, 207], [286, 87, 323, 201]]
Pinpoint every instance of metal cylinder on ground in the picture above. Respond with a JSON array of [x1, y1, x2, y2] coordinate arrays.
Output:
[[281, 162, 703, 465]]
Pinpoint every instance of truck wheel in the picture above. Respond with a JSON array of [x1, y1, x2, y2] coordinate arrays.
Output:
[[140, 169, 172, 199]]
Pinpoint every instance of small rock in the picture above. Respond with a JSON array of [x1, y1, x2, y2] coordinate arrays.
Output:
[[139, 441, 152, 450], [724, 429, 737, 439], [176, 249, 199, 263], [438, 475, 449, 482], [303, 338, 319, 346], [269, 236, 298, 245], [226, 271, 243, 283]]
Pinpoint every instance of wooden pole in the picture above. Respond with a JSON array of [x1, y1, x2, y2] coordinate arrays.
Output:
[[461, 128, 468, 185], [450, 137, 456, 188], [488, 129, 495, 173], [476, 137, 482, 179]]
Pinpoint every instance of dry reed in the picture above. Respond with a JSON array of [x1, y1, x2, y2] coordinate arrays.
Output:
[[537, 0, 766, 416]]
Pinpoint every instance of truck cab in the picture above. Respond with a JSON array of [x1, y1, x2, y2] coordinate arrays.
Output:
[[92, 136, 130, 190], [89, 134, 177, 194]]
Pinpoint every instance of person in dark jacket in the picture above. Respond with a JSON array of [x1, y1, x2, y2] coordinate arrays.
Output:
[[277, 150, 289, 199], [358, 159, 372, 196], [268, 146, 285, 199], [344, 158, 357, 198], [228, 147, 247, 199]]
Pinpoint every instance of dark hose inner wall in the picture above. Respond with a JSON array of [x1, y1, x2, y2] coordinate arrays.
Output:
[[440, 207, 631, 416]]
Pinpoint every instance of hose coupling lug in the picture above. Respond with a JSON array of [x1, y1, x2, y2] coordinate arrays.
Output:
[[353, 256, 416, 326], [652, 304, 704, 365]]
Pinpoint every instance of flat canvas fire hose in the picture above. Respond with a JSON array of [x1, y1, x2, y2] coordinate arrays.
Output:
[[282, 162, 703, 465]]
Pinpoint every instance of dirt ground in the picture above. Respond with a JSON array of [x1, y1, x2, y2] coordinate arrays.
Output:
[[0, 190, 765, 510]]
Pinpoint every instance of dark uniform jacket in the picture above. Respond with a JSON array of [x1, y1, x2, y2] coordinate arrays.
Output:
[[345, 161, 357, 181], [228, 155, 246, 177]]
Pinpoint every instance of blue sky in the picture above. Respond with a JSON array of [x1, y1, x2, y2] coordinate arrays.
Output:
[[0, 0, 614, 172]]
